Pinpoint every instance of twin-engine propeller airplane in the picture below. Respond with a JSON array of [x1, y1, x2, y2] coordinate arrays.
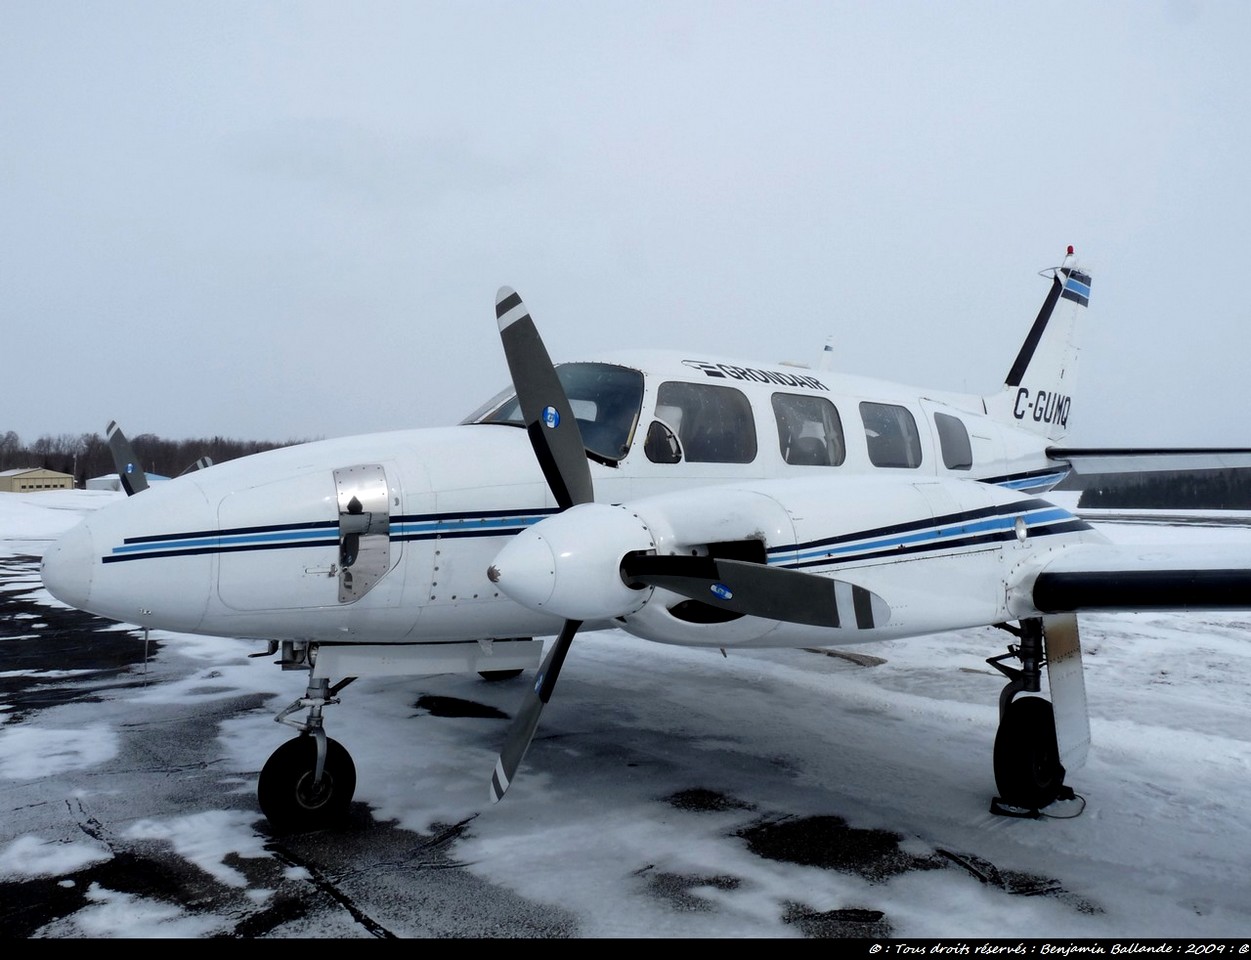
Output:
[[40, 247, 1251, 832]]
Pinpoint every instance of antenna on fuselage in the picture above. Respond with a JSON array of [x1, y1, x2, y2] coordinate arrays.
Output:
[[818, 335, 836, 371]]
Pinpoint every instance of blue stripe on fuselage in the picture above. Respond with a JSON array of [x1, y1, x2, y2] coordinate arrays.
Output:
[[102, 508, 559, 563], [99, 501, 1084, 571]]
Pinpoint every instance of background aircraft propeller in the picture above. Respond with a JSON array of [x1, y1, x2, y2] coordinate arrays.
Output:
[[106, 421, 214, 496], [179, 456, 214, 475], [106, 420, 149, 496]]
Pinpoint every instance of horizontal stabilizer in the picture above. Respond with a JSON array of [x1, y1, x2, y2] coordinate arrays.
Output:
[[1047, 447, 1251, 474]]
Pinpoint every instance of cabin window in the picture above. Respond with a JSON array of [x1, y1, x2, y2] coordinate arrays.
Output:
[[468, 362, 644, 464], [772, 393, 845, 466], [860, 401, 922, 468], [654, 381, 757, 463], [934, 412, 973, 470]]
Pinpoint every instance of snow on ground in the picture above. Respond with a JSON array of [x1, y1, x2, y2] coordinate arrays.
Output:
[[2, 490, 1250, 938], [0, 490, 119, 559]]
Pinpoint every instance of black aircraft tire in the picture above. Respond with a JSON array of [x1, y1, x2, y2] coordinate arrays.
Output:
[[478, 669, 524, 681], [258, 736, 357, 834], [993, 696, 1066, 810]]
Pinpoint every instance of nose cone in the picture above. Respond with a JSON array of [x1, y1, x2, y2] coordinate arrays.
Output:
[[42, 520, 95, 611], [489, 527, 558, 611]]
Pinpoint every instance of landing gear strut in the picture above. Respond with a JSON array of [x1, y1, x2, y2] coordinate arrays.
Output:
[[259, 672, 358, 834], [987, 618, 1069, 814]]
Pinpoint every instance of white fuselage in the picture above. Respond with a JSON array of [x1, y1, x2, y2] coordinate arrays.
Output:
[[40, 351, 1101, 653]]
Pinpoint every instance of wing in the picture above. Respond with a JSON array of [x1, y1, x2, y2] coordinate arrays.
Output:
[[1048, 447, 1251, 474], [1027, 540, 1251, 613]]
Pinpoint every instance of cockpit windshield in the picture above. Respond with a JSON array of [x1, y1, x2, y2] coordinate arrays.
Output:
[[463, 362, 645, 464]]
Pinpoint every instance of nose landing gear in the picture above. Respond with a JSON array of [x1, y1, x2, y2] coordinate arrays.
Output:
[[259, 674, 358, 834]]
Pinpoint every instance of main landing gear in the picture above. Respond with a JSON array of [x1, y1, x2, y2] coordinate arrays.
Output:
[[259, 674, 358, 834], [987, 618, 1071, 816]]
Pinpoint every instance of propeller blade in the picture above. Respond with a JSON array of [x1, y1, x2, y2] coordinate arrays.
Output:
[[495, 287, 593, 509], [490, 618, 582, 802], [178, 456, 213, 476], [105, 420, 149, 496], [489, 289, 597, 800], [621, 555, 890, 629]]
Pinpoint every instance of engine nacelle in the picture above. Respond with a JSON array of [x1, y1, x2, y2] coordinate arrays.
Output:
[[613, 476, 1089, 648]]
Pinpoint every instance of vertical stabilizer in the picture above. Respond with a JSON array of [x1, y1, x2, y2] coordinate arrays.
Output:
[[984, 249, 1091, 441]]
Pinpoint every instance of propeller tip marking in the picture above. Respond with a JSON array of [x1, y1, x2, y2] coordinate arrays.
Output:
[[495, 288, 528, 330], [490, 759, 510, 803]]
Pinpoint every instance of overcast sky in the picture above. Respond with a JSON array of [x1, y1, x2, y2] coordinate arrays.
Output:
[[4, 1, 1249, 448]]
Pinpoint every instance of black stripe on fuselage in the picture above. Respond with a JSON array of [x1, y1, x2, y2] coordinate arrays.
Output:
[[769, 499, 1069, 558], [787, 518, 1089, 570], [116, 508, 555, 547], [103, 538, 341, 563], [977, 466, 1071, 487], [119, 519, 339, 545], [103, 507, 560, 562]]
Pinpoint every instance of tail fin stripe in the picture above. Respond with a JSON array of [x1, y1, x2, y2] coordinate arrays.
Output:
[[1004, 276, 1063, 387], [1062, 270, 1091, 306]]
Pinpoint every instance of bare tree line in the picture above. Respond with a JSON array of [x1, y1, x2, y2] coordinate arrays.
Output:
[[10, 430, 1250, 509], [0, 430, 308, 486]]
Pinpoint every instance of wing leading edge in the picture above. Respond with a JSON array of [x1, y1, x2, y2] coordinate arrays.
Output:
[[1047, 447, 1251, 475], [1029, 542, 1251, 613]]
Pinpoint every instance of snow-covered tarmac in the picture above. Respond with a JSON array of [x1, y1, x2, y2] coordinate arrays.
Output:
[[2, 491, 1250, 938]]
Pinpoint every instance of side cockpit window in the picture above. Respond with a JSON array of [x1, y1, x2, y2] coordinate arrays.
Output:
[[934, 412, 973, 470], [653, 381, 756, 463], [467, 363, 644, 464], [772, 393, 845, 466], [860, 401, 922, 468]]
